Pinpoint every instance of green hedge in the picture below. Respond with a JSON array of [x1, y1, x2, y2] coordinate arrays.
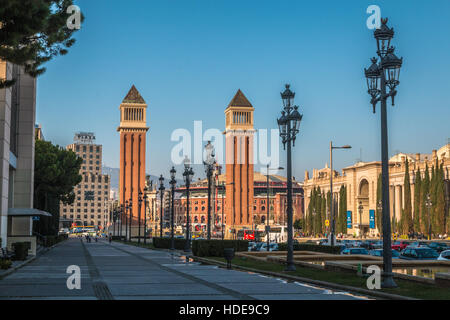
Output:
[[152, 237, 187, 250], [278, 243, 342, 254], [192, 240, 249, 257], [12, 242, 28, 260], [0, 259, 12, 270]]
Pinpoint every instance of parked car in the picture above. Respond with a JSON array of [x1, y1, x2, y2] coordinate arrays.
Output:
[[399, 248, 439, 260], [426, 242, 449, 253], [341, 248, 369, 255], [391, 241, 410, 251], [251, 242, 264, 252], [58, 228, 69, 235], [260, 243, 279, 252], [408, 241, 430, 248], [248, 242, 257, 251], [361, 240, 382, 250], [342, 240, 356, 248], [437, 250, 450, 261], [369, 249, 400, 259]]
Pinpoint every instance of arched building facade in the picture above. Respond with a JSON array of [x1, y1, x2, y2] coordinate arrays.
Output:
[[303, 143, 450, 237]]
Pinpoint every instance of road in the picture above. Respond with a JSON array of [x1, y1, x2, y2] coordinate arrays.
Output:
[[0, 239, 370, 300]]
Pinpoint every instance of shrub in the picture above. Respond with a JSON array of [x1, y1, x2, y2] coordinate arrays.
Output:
[[192, 240, 249, 257], [278, 243, 342, 254], [0, 259, 12, 270], [12, 242, 28, 260], [152, 237, 187, 250]]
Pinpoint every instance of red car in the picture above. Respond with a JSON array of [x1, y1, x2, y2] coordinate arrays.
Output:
[[392, 241, 409, 251]]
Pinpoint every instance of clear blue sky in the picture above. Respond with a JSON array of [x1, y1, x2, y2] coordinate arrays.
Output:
[[36, 0, 450, 181]]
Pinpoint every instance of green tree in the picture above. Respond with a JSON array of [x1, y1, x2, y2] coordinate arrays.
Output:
[[376, 173, 382, 234], [413, 169, 422, 232], [435, 163, 446, 234], [321, 193, 326, 235], [402, 160, 413, 234], [0, 0, 83, 88], [337, 185, 347, 234], [294, 219, 303, 230], [34, 140, 82, 235], [421, 164, 430, 234]]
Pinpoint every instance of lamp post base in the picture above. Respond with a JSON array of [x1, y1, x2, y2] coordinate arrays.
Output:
[[285, 263, 296, 272], [381, 275, 398, 288]]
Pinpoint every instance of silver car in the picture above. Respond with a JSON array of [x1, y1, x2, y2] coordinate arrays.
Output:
[[438, 250, 450, 261]]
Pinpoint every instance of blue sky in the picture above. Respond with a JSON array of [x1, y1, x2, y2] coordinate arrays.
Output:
[[36, 0, 450, 181]]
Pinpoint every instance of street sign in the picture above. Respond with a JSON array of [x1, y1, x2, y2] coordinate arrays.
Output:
[[347, 211, 352, 229], [369, 210, 375, 229], [325, 220, 330, 227]]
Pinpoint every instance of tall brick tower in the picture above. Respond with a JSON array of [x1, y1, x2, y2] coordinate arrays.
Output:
[[224, 90, 255, 238], [118, 85, 149, 230]]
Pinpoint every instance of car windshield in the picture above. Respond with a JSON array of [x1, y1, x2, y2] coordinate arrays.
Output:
[[416, 249, 439, 258], [352, 249, 367, 254]]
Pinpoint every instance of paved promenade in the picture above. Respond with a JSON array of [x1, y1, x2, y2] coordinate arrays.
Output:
[[0, 239, 369, 300]]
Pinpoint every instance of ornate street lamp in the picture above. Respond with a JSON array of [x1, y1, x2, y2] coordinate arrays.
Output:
[[329, 142, 351, 246], [364, 17, 403, 289], [124, 200, 129, 241], [358, 201, 364, 239], [158, 175, 165, 238], [425, 194, 432, 240], [138, 190, 143, 244], [203, 141, 216, 240], [183, 156, 195, 252], [170, 167, 177, 250], [277, 84, 303, 272], [143, 187, 148, 245], [128, 198, 132, 242]]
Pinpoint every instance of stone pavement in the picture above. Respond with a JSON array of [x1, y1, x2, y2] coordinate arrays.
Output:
[[0, 239, 370, 300]]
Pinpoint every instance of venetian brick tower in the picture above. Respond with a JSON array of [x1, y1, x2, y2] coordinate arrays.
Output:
[[224, 90, 255, 237], [117, 85, 149, 228]]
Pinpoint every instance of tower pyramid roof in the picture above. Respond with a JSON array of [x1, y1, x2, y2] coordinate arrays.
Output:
[[122, 85, 146, 104], [228, 89, 253, 108]]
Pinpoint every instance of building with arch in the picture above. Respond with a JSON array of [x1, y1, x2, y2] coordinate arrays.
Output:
[[303, 143, 450, 237]]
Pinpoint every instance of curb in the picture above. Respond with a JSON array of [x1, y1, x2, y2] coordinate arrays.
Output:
[[193, 256, 419, 301], [0, 255, 37, 280]]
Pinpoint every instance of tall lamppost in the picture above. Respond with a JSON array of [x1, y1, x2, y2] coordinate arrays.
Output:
[[170, 167, 177, 250], [183, 157, 194, 252], [358, 201, 364, 239], [125, 200, 129, 241], [138, 190, 143, 244], [265, 165, 284, 251], [143, 187, 148, 245], [118, 205, 122, 238], [364, 17, 402, 288], [203, 141, 216, 240], [329, 142, 351, 246], [128, 198, 133, 242], [277, 84, 303, 272], [158, 175, 165, 238], [425, 194, 432, 240]]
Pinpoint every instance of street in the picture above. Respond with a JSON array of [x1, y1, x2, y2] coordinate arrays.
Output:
[[0, 239, 369, 300]]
